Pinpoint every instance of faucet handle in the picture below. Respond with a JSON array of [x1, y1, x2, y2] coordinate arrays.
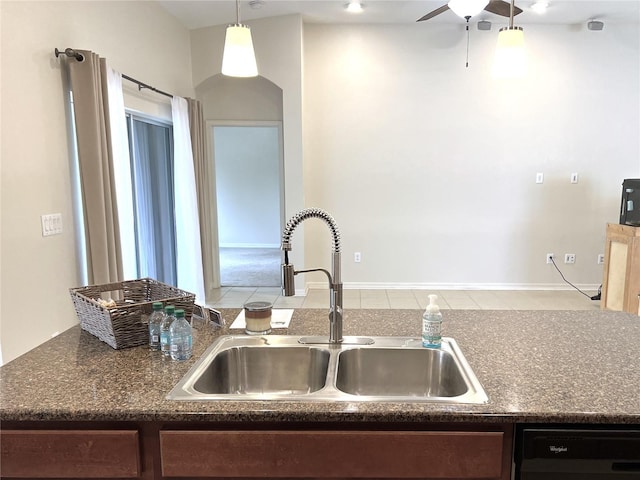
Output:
[[281, 263, 296, 296]]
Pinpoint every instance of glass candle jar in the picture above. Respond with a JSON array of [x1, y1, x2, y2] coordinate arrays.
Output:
[[244, 301, 273, 335]]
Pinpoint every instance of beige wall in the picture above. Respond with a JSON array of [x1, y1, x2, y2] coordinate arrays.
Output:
[[0, 1, 193, 365], [188, 16, 639, 291], [303, 23, 640, 289]]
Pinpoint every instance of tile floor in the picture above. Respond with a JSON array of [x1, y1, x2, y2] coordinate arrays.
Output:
[[208, 287, 601, 311]]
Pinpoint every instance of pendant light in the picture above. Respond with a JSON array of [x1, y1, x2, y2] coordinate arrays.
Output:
[[492, 0, 526, 78], [448, 0, 489, 19], [221, 0, 258, 77]]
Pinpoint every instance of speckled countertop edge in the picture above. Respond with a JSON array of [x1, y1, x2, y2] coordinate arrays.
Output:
[[1, 309, 639, 425]]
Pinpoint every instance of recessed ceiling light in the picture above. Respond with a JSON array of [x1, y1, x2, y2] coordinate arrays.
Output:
[[531, 1, 548, 13], [249, 0, 265, 9], [345, 0, 364, 13]]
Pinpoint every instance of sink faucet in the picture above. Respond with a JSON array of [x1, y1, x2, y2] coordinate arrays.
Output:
[[281, 208, 343, 343]]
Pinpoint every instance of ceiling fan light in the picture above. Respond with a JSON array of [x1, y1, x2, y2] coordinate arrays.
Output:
[[448, 0, 490, 18], [222, 24, 258, 77], [492, 26, 526, 78], [345, 0, 364, 13], [530, 1, 548, 13]]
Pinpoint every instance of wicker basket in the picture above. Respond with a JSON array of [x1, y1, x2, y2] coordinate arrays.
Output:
[[69, 278, 196, 349]]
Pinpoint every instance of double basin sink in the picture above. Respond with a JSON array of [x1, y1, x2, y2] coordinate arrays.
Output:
[[167, 335, 488, 404]]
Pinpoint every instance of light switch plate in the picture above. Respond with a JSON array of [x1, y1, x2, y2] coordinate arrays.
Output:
[[41, 213, 63, 236]]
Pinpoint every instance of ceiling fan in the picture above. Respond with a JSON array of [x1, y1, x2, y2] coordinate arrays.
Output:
[[417, 0, 523, 22]]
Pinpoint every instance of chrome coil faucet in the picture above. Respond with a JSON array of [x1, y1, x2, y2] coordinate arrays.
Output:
[[281, 208, 343, 343]]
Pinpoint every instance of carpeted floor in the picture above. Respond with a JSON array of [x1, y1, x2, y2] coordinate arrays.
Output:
[[219, 247, 281, 287]]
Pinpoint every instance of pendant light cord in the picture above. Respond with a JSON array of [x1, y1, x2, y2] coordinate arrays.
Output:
[[465, 16, 470, 68], [509, 0, 514, 27], [235, 0, 241, 25]]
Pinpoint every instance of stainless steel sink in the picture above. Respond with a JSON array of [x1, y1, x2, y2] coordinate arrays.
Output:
[[193, 345, 330, 395], [336, 347, 468, 398], [167, 335, 488, 404]]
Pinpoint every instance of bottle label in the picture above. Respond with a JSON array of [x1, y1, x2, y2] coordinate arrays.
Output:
[[423, 318, 442, 344], [151, 334, 159, 343], [170, 335, 192, 351]]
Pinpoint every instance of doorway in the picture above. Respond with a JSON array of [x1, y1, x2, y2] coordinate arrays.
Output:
[[211, 122, 284, 287]]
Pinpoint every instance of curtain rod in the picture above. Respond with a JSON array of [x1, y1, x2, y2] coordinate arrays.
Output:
[[54, 47, 174, 99]]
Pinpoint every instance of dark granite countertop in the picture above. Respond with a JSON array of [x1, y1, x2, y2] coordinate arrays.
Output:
[[1, 308, 639, 425]]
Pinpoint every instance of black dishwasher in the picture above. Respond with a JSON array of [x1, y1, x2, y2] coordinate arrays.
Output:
[[515, 425, 640, 479]]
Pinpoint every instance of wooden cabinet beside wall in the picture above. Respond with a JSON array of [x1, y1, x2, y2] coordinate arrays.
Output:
[[602, 223, 640, 315]]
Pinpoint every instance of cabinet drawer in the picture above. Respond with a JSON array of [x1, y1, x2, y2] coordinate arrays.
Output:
[[1, 429, 140, 478], [160, 430, 504, 478]]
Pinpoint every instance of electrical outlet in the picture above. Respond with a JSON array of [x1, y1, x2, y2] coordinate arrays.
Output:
[[546, 253, 555, 264], [564, 253, 576, 264], [570, 172, 579, 184], [597, 254, 605, 265], [354, 252, 361, 263], [536, 173, 544, 184]]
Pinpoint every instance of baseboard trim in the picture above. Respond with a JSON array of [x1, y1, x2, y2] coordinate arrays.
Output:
[[219, 243, 280, 249], [305, 282, 601, 292]]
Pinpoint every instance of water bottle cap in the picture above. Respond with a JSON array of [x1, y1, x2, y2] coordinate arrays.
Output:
[[152, 302, 163, 310], [175, 309, 185, 318], [165, 305, 175, 314]]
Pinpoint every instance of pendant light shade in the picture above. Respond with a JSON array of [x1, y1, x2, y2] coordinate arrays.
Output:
[[222, 24, 258, 77], [221, 0, 258, 78], [448, 0, 489, 18], [492, 0, 526, 78], [492, 26, 526, 78]]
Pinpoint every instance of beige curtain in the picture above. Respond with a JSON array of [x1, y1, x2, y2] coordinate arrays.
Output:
[[67, 51, 123, 285], [186, 98, 219, 296]]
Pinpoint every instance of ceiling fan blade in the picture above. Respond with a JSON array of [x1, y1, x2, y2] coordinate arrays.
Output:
[[483, 0, 523, 17], [416, 4, 450, 22]]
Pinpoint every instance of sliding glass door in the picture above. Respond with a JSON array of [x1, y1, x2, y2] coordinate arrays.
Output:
[[126, 113, 176, 285]]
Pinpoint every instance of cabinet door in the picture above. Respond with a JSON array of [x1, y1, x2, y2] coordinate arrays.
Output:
[[160, 430, 504, 478], [0, 430, 140, 478]]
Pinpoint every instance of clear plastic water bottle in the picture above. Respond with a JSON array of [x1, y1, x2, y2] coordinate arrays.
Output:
[[148, 302, 164, 351], [160, 305, 176, 357], [169, 309, 192, 361]]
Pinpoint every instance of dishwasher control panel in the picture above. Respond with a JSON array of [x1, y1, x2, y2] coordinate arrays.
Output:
[[515, 425, 640, 479]]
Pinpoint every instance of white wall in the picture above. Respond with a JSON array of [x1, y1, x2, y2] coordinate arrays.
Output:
[[196, 77, 284, 247], [0, 0, 193, 365], [303, 23, 640, 289], [215, 125, 282, 247], [190, 14, 306, 267]]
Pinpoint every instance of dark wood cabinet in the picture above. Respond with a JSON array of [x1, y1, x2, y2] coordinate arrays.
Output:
[[160, 429, 510, 479], [0, 422, 513, 480], [0, 429, 140, 478], [160, 425, 513, 480]]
